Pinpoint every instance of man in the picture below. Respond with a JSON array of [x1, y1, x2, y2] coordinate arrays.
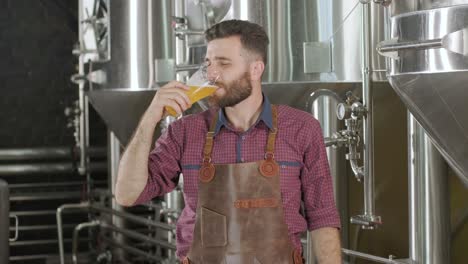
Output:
[[116, 20, 341, 263]]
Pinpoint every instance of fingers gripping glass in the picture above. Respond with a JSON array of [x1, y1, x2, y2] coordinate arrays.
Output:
[[165, 65, 220, 117]]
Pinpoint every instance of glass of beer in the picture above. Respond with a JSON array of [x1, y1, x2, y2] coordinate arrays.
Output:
[[165, 67, 219, 117]]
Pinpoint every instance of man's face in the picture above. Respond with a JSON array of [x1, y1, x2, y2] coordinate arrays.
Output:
[[204, 36, 253, 108]]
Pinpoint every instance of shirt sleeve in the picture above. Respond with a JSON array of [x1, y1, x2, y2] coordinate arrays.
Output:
[[132, 120, 183, 205], [301, 118, 341, 231]]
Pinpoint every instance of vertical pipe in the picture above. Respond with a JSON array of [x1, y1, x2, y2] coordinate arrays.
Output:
[[0, 179, 9, 264], [408, 113, 450, 264], [362, 1, 375, 220], [57, 202, 89, 264], [77, 0, 89, 178], [308, 95, 348, 263], [174, 0, 187, 82], [108, 131, 126, 261], [72, 220, 100, 264]]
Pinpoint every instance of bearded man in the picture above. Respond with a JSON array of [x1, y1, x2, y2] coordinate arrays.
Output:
[[116, 19, 342, 264]]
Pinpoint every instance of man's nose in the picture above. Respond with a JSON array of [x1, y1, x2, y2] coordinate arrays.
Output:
[[206, 68, 221, 82]]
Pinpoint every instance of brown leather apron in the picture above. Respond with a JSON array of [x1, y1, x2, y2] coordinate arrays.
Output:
[[183, 105, 303, 264]]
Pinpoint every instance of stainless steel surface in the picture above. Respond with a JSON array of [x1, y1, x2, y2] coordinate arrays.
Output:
[[384, 5, 468, 185], [9, 215, 18, 242], [0, 147, 106, 161], [10, 238, 89, 247], [89, 83, 359, 145], [90, 205, 176, 231], [101, 236, 163, 262], [88, 0, 389, 144], [0, 162, 107, 176], [307, 90, 348, 263], [216, 0, 388, 82], [0, 180, 9, 264], [72, 220, 100, 264], [77, 0, 91, 178], [56, 202, 90, 264], [408, 114, 450, 264], [108, 131, 126, 262], [100, 0, 173, 89], [100, 222, 177, 250], [88, 89, 155, 146], [359, 1, 381, 229], [390, 0, 468, 16], [342, 248, 408, 264], [304, 42, 332, 73]]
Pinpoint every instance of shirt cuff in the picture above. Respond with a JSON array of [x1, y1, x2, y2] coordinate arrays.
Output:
[[306, 206, 342, 231]]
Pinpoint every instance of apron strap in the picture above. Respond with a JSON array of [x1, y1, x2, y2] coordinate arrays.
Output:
[[202, 111, 219, 162], [265, 105, 278, 158], [202, 104, 279, 161]]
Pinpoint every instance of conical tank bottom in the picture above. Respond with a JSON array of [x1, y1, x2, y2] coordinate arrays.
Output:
[[388, 72, 468, 186]]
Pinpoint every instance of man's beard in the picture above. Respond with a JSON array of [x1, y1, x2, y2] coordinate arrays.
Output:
[[211, 72, 252, 108]]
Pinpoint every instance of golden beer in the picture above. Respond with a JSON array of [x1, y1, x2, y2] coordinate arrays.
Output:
[[165, 85, 218, 117]]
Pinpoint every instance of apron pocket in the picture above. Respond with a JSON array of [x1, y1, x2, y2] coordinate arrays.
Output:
[[201, 207, 227, 248]]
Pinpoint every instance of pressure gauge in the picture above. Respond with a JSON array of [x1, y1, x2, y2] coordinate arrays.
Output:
[[336, 103, 351, 120]]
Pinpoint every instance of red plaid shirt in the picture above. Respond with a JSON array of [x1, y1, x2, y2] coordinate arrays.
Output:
[[134, 95, 341, 258]]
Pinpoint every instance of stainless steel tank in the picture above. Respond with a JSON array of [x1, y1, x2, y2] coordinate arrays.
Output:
[[103, 0, 174, 89], [184, 0, 388, 82], [88, 0, 389, 145], [380, 1, 468, 185]]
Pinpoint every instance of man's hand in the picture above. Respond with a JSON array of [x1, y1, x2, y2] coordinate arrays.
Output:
[[310, 227, 342, 264], [115, 81, 191, 206], [148, 81, 192, 120]]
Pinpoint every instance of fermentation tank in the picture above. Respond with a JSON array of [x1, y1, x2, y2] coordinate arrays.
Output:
[[380, 0, 468, 185]]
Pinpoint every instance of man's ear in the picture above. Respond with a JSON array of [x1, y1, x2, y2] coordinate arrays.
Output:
[[250, 60, 265, 81]]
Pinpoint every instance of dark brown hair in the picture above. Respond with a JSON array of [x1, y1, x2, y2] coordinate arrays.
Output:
[[205, 19, 269, 65]]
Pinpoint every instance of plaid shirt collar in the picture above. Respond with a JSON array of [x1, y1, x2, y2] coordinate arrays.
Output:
[[214, 93, 273, 136]]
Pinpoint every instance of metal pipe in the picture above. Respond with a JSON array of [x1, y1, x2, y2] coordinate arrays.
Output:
[[324, 137, 348, 147], [12, 210, 84, 216], [349, 144, 365, 181], [11, 224, 76, 231], [0, 162, 107, 176], [77, 0, 89, 178], [351, 1, 381, 229], [108, 131, 125, 261], [72, 220, 100, 264], [174, 29, 205, 36], [175, 63, 202, 72], [0, 179, 9, 264], [10, 238, 90, 246], [408, 114, 450, 264], [100, 222, 176, 250], [10, 192, 82, 201], [101, 236, 163, 262], [378, 39, 442, 53], [0, 147, 106, 161], [90, 205, 175, 231], [342, 248, 406, 264], [9, 254, 62, 262], [307, 90, 348, 263], [9, 180, 107, 189], [56, 202, 90, 264]]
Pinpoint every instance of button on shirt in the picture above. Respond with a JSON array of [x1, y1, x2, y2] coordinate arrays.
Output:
[[134, 96, 341, 259]]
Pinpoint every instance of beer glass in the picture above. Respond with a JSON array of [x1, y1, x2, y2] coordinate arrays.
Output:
[[165, 67, 219, 117]]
